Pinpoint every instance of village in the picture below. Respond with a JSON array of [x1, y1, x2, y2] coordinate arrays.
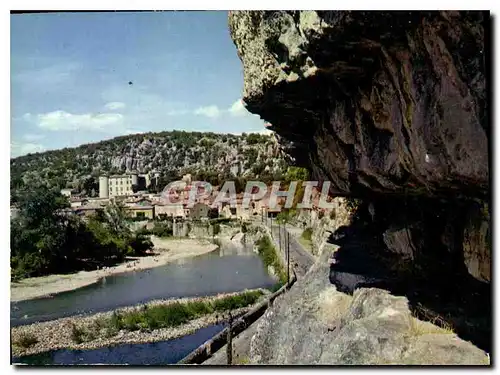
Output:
[[9, 172, 335, 226]]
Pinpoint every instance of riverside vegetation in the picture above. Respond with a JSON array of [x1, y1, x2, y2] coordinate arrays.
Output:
[[255, 234, 287, 285], [12, 290, 267, 356], [11, 186, 153, 281], [68, 290, 265, 345]]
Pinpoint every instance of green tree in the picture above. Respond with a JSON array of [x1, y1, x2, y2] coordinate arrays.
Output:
[[102, 201, 131, 237], [11, 187, 73, 278]]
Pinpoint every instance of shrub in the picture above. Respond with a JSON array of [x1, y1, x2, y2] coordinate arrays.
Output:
[[62, 291, 265, 343], [70, 323, 96, 343], [14, 332, 38, 348], [109, 311, 124, 331], [346, 198, 362, 211], [70, 323, 85, 344], [211, 290, 263, 311], [302, 227, 313, 241], [329, 209, 336, 220], [151, 222, 172, 237], [121, 313, 145, 331], [128, 233, 153, 256], [187, 300, 214, 316], [255, 235, 287, 283]]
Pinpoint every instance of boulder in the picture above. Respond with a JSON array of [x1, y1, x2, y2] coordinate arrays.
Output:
[[249, 246, 489, 365]]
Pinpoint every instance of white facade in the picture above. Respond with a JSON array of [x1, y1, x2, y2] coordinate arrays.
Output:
[[61, 188, 74, 197], [99, 177, 109, 199], [108, 175, 136, 197]]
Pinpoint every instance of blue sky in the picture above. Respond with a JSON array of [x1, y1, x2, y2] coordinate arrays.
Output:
[[10, 11, 268, 157]]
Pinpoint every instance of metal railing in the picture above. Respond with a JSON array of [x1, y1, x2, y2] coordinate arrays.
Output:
[[178, 270, 297, 365], [179, 219, 297, 365]]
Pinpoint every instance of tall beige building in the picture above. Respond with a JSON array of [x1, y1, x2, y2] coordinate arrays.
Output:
[[99, 174, 138, 198], [108, 175, 134, 197]]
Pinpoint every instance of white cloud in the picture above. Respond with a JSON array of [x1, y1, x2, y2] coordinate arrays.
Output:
[[11, 141, 46, 157], [228, 99, 247, 117], [32, 110, 124, 132], [124, 129, 145, 135], [194, 105, 221, 118], [13, 62, 81, 87], [166, 109, 190, 116], [23, 133, 45, 142], [104, 102, 126, 111]]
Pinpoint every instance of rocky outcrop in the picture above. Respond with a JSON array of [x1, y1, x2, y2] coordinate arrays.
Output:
[[462, 201, 490, 283], [229, 10, 491, 360], [249, 245, 489, 365], [229, 10, 490, 284], [229, 11, 489, 199]]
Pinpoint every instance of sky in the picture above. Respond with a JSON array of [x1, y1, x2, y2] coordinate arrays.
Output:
[[10, 11, 268, 158]]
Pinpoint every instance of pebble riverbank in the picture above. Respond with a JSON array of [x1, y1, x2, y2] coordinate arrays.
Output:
[[11, 289, 268, 358]]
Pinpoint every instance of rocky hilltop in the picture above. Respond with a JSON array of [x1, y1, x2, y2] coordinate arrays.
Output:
[[11, 130, 287, 198], [229, 11, 490, 364]]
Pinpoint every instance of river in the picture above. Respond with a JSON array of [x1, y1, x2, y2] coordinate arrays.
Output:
[[13, 323, 225, 365], [11, 241, 275, 326]]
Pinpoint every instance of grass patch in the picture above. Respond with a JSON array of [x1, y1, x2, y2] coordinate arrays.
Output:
[[301, 227, 313, 241], [212, 290, 263, 311], [406, 314, 455, 336], [14, 332, 39, 348], [69, 291, 264, 343], [299, 228, 314, 253], [255, 235, 287, 283], [235, 355, 250, 365], [70, 322, 97, 343]]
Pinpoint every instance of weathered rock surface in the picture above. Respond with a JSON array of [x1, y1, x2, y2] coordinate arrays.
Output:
[[462, 201, 491, 283], [229, 11, 489, 198], [249, 245, 489, 365], [229, 10, 491, 363], [229, 11, 490, 284]]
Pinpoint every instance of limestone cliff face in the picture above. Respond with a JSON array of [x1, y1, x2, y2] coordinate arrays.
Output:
[[228, 10, 491, 360], [229, 11, 488, 198], [229, 10, 490, 283]]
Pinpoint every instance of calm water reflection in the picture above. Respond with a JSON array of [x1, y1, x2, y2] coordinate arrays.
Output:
[[11, 242, 275, 326]]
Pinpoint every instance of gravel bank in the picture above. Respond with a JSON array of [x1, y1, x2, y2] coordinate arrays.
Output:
[[11, 289, 268, 358], [11, 238, 219, 302]]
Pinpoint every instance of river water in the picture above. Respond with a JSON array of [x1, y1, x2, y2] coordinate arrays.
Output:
[[11, 241, 275, 326], [12, 323, 225, 365]]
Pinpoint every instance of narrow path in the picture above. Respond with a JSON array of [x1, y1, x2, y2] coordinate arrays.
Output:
[[203, 220, 316, 365], [267, 222, 315, 278]]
